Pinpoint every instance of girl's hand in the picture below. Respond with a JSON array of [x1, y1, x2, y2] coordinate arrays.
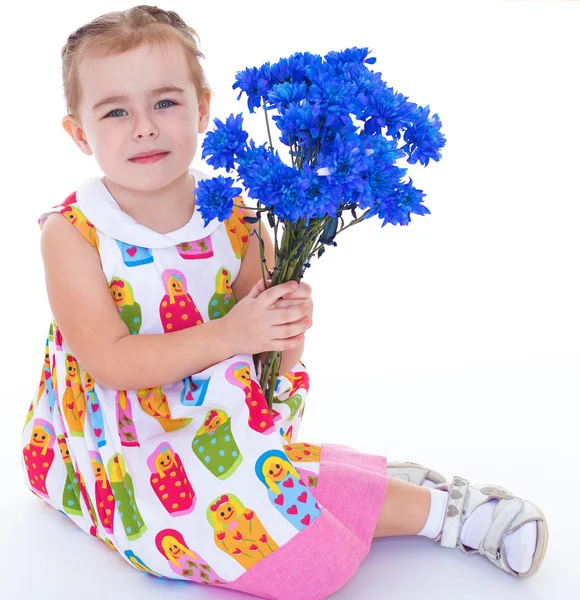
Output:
[[222, 279, 312, 356], [256, 279, 313, 323]]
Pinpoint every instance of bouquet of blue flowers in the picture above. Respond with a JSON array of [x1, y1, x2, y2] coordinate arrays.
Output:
[[196, 47, 446, 413]]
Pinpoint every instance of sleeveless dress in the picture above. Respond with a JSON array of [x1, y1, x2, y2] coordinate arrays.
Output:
[[21, 166, 388, 600]]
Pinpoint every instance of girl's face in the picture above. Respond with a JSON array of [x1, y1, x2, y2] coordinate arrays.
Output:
[[64, 41, 210, 192]]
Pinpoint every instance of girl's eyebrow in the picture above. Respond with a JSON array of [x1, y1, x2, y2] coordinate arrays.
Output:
[[92, 85, 186, 111]]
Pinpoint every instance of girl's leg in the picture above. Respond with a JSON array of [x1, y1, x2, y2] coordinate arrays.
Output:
[[373, 476, 431, 538], [372, 471, 542, 577]]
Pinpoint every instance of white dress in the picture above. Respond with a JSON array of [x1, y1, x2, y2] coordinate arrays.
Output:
[[21, 166, 387, 600]]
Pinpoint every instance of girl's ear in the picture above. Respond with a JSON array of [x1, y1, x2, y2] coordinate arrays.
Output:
[[62, 114, 92, 155], [198, 88, 211, 132]]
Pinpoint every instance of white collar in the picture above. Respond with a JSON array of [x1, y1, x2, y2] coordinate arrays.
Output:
[[74, 166, 222, 248]]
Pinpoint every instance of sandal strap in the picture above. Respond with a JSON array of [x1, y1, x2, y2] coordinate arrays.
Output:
[[480, 497, 524, 566], [440, 476, 469, 548]]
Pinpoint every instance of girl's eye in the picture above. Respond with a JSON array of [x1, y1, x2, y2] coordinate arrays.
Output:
[[105, 99, 177, 118]]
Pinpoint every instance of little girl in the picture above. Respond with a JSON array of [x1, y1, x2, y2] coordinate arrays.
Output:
[[22, 5, 548, 599]]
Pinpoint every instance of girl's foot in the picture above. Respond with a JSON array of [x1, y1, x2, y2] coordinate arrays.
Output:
[[433, 477, 549, 577]]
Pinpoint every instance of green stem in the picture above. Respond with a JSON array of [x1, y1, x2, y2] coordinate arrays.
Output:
[[264, 107, 274, 151]]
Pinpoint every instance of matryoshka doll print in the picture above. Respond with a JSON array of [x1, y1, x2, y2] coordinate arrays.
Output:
[[23, 418, 56, 499], [283, 442, 321, 464], [192, 409, 242, 479], [225, 361, 281, 435], [155, 529, 226, 584], [61, 205, 99, 250], [255, 449, 321, 530], [175, 234, 214, 259], [109, 278, 142, 335], [62, 355, 86, 437], [136, 387, 192, 432], [41, 338, 57, 414], [159, 269, 203, 333], [57, 436, 82, 516], [224, 201, 250, 259], [115, 240, 153, 267], [147, 442, 196, 516], [116, 390, 139, 447], [107, 454, 147, 541], [207, 493, 279, 570], [208, 267, 235, 320], [83, 371, 106, 448], [90, 451, 115, 534], [180, 376, 210, 407]]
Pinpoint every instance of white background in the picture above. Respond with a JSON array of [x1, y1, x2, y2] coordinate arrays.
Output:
[[1, 0, 578, 598]]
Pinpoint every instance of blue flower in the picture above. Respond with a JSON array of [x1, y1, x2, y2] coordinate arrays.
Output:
[[267, 163, 310, 222], [316, 135, 369, 202], [324, 47, 377, 66], [236, 140, 282, 205], [307, 65, 358, 133], [195, 176, 242, 225], [232, 64, 272, 113], [400, 105, 446, 166], [266, 81, 308, 111], [363, 177, 430, 227], [271, 102, 323, 147], [201, 113, 248, 172], [270, 52, 323, 85]]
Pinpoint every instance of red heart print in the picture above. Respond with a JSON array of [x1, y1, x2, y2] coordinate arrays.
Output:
[[259, 534, 267, 543], [94, 429, 102, 438], [298, 492, 308, 503], [300, 514, 311, 526], [282, 478, 294, 488], [286, 505, 298, 515], [126, 247, 137, 257], [274, 494, 284, 506], [91, 404, 99, 413], [298, 479, 306, 487]]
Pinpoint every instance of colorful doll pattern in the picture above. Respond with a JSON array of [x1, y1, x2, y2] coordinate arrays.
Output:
[[136, 387, 192, 432], [23, 418, 56, 499], [255, 450, 321, 530], [116, 390, 139, 447], [63, 355, 86, 437], [147, 442, 196, 516], [225, 201, 251, 259], [176, 235, 214, 260], [155, 529, 226, 584], [192, 409, 243, 479], [207, 493, 279, 569], [159, 269, 203, 333], [180, 376, 210, 407], [58, 436, 83, 516], [107, 454, 147, 541], [90, 451, 115, 534], [83, 371, 106, 447], [109, 277, 142, 334], [115, 240, 154, 267], [225, 361, 282, 435], [208, 267, 235, 319]]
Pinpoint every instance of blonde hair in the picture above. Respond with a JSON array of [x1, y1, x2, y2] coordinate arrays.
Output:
[[61, 4, 212, 117]]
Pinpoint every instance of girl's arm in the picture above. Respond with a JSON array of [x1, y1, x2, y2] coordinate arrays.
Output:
[[41, 214, 235, 390]]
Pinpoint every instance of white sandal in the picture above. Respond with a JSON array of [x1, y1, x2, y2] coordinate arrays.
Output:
[[387, 461, 447, 487], [435, 476, 549, 578]]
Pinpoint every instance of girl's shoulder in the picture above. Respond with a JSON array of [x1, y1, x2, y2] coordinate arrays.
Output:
[[38, 192, 100, 252]]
